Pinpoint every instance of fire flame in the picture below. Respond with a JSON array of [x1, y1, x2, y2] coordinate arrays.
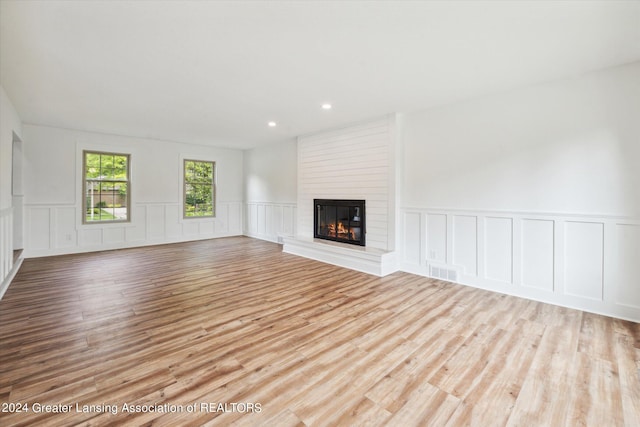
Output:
[[326, 222, 355, 240]]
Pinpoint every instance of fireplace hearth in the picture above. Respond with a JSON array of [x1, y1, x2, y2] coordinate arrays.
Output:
[[314, 199, 365, 246]]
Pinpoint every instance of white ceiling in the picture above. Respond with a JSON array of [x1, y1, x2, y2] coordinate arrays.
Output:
[[1, 0, 639, 150]]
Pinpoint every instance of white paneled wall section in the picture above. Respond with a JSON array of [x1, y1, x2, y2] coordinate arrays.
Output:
[[24, 202, 242, 257], [0, 208, 13, 279], [0, 208, 19, 299], [245, 202, 296, 243], [401, 208, 640, 322]]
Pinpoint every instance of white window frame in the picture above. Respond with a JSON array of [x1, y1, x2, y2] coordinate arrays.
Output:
[[183, 159, 216, 219], [82, 150, 131, 224]]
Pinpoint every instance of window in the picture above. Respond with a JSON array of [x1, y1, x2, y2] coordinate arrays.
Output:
[[83, 151, 130, 223], [184, 159, 215, 218]]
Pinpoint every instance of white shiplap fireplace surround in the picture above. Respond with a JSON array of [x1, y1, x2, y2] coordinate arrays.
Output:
[[283, 117, 399, 276]]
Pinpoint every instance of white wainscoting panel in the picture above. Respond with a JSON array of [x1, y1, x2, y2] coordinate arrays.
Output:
[[426, 213, 447, 263], [521, 219, 554, 291], [183, 220, 199, 236], [126, 205, 146, 243], [165, 204, 183, 238], [214, 203, 228, 234], [79, 227, 102, 247], [199, 220, 214, 235], [147, 205, 166, 239], [228, 203, 241, 233], [257, 205, 267, 235], [23, 202, 243, 257], [103, 227, 126, 244], [400, 207, 640, 322], [271, 206, 283, 239], [563, 221, 604, 301], [27, 207, 51, 250], [403, 212, 421, 265], [247, 204, 258, 235], [484, 217, 513, 284], [0, 208, 14, 298], [12, 195, 23, 249], [54, 207, 77, 249], [453, 215, 478, 276], [244, 202, 297, 243], [615, 223, 640, 310]]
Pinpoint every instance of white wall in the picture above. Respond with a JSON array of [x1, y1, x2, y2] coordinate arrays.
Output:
[[0, 86, 23, 297], [243, 140, 297, 242], [400, 62, 640, 321], [403, 62, 640, 216], [22, 124, 244, 257], [244, 139, 297, 203]]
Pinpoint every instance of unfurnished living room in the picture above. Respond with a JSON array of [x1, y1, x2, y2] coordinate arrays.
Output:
[[0, 1, 639, 426]]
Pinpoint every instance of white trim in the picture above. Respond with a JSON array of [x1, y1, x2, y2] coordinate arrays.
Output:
[[401, 206, 638, 222], [179, 153, 219, 223], [283, 236, 397, 277], [0, 256, 22, 301], [76, 141, 138, 228]]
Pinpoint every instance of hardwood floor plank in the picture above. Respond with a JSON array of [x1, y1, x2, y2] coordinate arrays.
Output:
[[365, 331, 465, 414], [565, 352, 624, 426], [579, 312, 618, 364], [615, 335, 640, 426], [506, 325, 580, 426], [330, 397, 392, 427], [385, 382, 460, 427], [0, 237, 637, 426], [234, 408, 304, 427]]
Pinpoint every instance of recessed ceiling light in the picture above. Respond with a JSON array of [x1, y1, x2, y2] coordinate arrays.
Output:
[[268, 121, 277, 127], [321, 103, 332, 110]]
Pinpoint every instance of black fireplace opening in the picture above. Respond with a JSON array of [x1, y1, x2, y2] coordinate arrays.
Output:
[[314, 199, 365, 246]]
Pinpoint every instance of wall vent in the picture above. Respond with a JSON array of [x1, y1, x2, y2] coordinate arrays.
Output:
[[429, 264, 458, 282]]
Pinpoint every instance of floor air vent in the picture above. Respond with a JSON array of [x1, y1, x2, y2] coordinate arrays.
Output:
[[429, 265, 458, 282]]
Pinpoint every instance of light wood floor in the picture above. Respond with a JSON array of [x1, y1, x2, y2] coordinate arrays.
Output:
[[1, 237, 638, 426]]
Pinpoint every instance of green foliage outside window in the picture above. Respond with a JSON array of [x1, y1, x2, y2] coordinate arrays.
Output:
[[184, 160, 214, 217], [84, 151, 130, 222]]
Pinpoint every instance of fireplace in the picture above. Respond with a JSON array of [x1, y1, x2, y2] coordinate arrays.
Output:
[[314, 199, 365, 246]]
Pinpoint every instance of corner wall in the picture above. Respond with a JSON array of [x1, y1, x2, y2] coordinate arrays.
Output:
[[243, 139, 297, 243]]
